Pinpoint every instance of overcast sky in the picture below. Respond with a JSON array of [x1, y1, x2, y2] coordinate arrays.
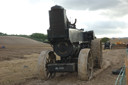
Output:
[[0, 0, 128, 38]]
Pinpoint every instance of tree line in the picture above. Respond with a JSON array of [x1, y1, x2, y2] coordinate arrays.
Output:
[[0, 32, 110, 43], [0, 32, 48, 42]]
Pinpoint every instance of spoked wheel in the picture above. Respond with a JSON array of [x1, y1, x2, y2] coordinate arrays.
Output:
[[91, 39, 102, 68], [78, 49, 93, 81], [38, 50, 56, 80]]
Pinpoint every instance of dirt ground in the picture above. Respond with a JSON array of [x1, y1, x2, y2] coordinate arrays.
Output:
[[0, 36, 127, 85], [22, 49, 126, 85]]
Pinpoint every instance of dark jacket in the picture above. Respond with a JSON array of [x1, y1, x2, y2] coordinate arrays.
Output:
[[127, 44, 128, 48]]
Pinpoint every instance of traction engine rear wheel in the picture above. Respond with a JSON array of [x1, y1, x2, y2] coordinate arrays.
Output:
[[38, 50, 56, 80], [91, 39, 102, 68], [78, 49, 93, 81]]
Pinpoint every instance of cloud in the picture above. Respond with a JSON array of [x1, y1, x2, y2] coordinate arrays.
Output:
[[54, 0, 120, 10], [0, 0, 52, 35], [85, 21, 128, 35], [101, 0, 128, 17], [28, 0, 40, 4], [54, 0, 128, 17], [90, 21, 127, 29], [0, 0, 127, 38]]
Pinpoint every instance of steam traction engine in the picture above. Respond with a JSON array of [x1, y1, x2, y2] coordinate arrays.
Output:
[[38, 5, 102, 81]]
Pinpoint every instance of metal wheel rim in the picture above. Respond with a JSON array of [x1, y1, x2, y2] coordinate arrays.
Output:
[[87, 51, 93, 79]]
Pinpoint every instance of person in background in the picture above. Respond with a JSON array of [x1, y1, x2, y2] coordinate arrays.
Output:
[[127, 43, 128, 50]]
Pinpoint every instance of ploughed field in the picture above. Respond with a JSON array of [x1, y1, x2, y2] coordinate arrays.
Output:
[[0, 36, 127, 85]]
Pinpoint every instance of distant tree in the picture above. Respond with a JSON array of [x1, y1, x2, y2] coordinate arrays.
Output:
[[101, 37, 110, 43], [30, 33, 47, 42], [0, 32, 7, 36], [18, 35, 29, 38]]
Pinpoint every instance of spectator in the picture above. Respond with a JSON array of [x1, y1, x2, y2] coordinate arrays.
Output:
[[127, 43, 128, 48]]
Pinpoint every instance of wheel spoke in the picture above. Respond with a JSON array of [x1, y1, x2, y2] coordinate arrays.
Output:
[[38, 51, 56, 80]]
